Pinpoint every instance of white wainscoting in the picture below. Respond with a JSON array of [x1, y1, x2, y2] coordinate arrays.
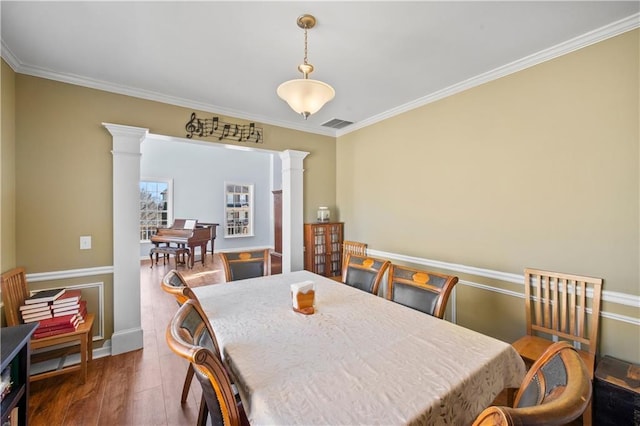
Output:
[[369, 249, 640, 326], [24, 266, 111, 345]]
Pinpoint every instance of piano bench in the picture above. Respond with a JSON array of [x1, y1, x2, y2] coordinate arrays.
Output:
[[149, 246, 191, 269]]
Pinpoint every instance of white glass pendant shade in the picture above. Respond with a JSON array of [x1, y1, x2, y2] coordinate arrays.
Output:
[[277, 78, 335, 119]]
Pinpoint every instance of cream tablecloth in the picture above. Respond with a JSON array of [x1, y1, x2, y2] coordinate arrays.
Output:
[[193, 270, 525, 426]]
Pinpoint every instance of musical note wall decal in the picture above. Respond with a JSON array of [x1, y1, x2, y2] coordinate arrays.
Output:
[[185, 113, 264, 144]]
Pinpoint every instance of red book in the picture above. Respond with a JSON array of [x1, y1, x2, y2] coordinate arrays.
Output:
[[76, 301, 88, 322], [52, 289, 82, 305], [36, 313, 77, 328], [36, 315, 80, 332], [33, 325, 77, 339], [36, 322, 78, 333]]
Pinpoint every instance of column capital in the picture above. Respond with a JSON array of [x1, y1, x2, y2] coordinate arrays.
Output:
[[280, 150, 309, 169], [102, 123, 149, 140]]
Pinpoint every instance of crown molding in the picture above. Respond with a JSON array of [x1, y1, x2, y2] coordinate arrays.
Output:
[[337, 12, 640, 137], [3, 14, 637, 139], [1, 42, 336, 138], [0, 39, 20, 70]]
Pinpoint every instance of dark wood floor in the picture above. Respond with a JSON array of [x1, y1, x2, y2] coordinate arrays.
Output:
[[28, 254, 226, 426], [27, 253, 581, 425]]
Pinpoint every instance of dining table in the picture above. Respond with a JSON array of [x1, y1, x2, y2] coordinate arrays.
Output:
[[192, 270, 526, 425]]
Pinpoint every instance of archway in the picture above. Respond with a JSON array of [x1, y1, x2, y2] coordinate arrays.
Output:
[[104, 123, 308, 355]]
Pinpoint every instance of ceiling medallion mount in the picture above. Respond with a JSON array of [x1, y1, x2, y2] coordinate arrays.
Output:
[[277, 13, 335, 120], [297, 14, 316, 30]]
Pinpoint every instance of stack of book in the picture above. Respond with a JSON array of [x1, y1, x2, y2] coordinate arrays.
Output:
[[19, 288, 88, 338], [19, 288, 66, 323], [51, 289, 86, 320], [32, 314, 80, 339]]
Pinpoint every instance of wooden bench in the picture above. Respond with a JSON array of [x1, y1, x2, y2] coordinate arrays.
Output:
[[150, 246, 191, 269]]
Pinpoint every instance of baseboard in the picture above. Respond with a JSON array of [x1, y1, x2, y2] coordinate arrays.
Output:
[[110, 327, 143, 355]]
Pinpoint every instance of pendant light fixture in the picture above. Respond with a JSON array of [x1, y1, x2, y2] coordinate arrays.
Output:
[[277, 14, 335, 120]]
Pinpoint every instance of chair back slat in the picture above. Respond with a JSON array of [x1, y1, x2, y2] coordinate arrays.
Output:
[[589, 280, 603, 350], [543, 276, 551, 329], [578, 281, 587, 338], [559, 279, 567, 333], [567, 280, 575, 336], [533, 274, 542, 332], [551, 277, 559, 331]]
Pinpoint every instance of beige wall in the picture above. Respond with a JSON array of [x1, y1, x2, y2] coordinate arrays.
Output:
[[337, 30, 639, 363], [8, 73, 335, 340], [3, 29, 639, 363], [1, 60, 16, 271], [14, 76, 336, 273]]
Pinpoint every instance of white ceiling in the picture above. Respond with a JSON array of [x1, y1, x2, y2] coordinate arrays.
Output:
[[2, 1, 638, 137]]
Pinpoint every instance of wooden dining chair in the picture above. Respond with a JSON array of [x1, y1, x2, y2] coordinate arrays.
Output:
[[1, 266, 94, 383], [473, 341, 592, 426], [161, 269, 197, 306], [342, 240, 367, 262], [219, 249, 270, 282], [340, 254, 390, 295], [387, 264, 458, 319], [511, 268, 602, 425], [328, 241, 368, 281], [160, 269, 201, 406], [166, 299, 248, 426]]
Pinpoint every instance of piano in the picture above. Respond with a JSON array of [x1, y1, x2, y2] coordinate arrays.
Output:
[[151, 219, 218, 268]]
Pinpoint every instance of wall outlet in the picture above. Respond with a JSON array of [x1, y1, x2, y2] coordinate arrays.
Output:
[[80, 235, 92, 250]]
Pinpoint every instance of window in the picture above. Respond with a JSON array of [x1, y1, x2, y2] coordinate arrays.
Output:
[[140, 179, 173, 241], [225, 182, 253, 238]]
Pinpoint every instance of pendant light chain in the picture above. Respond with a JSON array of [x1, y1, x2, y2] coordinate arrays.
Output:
[[303, 27, 309, 66]]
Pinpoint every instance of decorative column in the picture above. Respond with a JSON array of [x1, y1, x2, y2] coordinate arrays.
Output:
[[279, 150, 309, 273], [103, 123, 147, 355]]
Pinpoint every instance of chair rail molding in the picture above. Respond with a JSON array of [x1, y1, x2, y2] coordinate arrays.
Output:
[[368, 249, 640, 326], [26, 266, 113, 282]]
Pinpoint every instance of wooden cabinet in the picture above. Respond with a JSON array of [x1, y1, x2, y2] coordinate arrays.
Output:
[[272, 190, 282, 255], [594, 355, 640, 425], [271, 190, 282, 275], [1, 323, 37, 426], [304, 222, 344, 277]]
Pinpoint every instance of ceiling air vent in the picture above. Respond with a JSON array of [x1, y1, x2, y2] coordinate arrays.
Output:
[[321, 118, 354, 129]]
